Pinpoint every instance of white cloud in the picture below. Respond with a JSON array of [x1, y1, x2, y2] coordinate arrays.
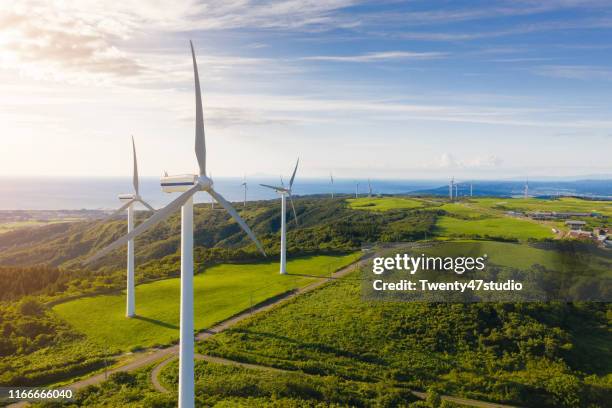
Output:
[[438, 153, 502, 169], [301, 51, 446, 62]]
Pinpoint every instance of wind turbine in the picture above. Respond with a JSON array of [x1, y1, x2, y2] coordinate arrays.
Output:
[[470, 183, 473, 197], [86, 41, 266, 408], [455, 182, 458, 199], [241, 175, 247, 207], [368, 179, 372, 197], [449, 177, 454, 201], [524, 177, 529, 199], [260, 159, 299, 275], [101, 136, 155, 318], [330, 172, 334, 199], [355, 182, 359, 198]]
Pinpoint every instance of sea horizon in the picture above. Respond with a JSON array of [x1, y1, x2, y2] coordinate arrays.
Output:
[[1, 176, 611, 211]]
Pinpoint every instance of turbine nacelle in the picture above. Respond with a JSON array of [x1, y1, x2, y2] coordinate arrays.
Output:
[[118, 193, 137, 202]]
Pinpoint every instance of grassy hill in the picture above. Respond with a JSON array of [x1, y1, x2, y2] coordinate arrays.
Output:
[[53, 254, 359, 350]]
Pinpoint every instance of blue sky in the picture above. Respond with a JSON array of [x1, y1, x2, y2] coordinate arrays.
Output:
[[1, 0, 611, 180]]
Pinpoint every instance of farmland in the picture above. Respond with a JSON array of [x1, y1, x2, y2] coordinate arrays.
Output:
[[53, 253, 360, 351]]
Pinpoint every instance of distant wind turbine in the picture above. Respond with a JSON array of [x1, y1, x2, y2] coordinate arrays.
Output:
[[470, 183, 473, 197], [330, 172, 334, 199], [368, 179, 372, 197], [449, 177, 454, 201], [86, 41, 266, 408], [524, 177, 529, 199], [242, 175, 247, 207], [260, 159, 299, 275], [355, 182, 359, 198], [100, 136, 155, 318]]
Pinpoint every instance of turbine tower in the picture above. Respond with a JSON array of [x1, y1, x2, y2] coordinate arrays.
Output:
[[355, 182, 359, 198], [210, 172, 215, 209], [455, 182, 458, 199], [241, 175, 247, 207], [101, 136, 155, 318], [449, 177, 454, 201], [260, 159, 299, 275], [330, 172, 334, 199], [524, 177, 529, 199], [470, 183, 473, 197], [86, 41, 266, 408], [368, 179, 372, 197]]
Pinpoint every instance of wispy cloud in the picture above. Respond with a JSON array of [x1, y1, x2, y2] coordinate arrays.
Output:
[[534, 64, 612, 81], [301, 50, 446, 62]]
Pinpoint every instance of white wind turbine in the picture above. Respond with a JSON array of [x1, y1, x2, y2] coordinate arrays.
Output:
[[524, 177, 529, 199], [101, 136, 155, 318], [355, 182, 359, 198], [241, 175, 248, 207], [330, 172, 334, 199], [260, 159, 299, 275], [449, 177, 454, 201], [86, 41, 266, 408], [368, 178, 372, 197]]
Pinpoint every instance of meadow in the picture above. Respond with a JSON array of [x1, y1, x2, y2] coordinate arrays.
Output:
[[473, 197, 612, 217], [53, 253, 360, 351], [434, 215, 554, 241], [347, 197, 425, 211]]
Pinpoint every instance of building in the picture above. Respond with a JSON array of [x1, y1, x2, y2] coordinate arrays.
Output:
[[565, 220, 587, 231]]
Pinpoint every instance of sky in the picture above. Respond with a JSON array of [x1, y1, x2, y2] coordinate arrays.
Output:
[[1, 0, 612, 180]]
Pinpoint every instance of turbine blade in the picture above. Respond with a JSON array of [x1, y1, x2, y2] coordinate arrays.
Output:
[[208, 188, 266, 256], [260, 183, 284, 191], [289, 158, 299, 188], [288, 193, 298, 225], [132, 135, 139, 195], [138, 199, 155, 212], [101, 199, 135, 222], [84, 185, 200, 264], [190, 40, 206, 176]]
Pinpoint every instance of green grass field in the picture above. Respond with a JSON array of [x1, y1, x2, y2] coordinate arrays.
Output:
[[435, 215, 554, 240], [347, 197, 425, 211], [473, 197, 612, 216], [417, 240, 562, 270], [53, 253, 360, 351]]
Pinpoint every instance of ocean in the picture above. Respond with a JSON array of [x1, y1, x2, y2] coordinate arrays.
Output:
[[0, 177, 442, 210]]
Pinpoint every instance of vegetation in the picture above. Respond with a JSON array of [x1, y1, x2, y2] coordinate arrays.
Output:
[[199, 270, 612, 407], [435, 215, 554, 241], [348, 197, 426, 212]]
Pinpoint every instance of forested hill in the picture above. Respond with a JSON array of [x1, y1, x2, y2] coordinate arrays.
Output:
[[0, 197, 437, 301]]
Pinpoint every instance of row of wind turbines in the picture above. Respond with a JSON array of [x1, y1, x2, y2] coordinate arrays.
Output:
[[85, 41, 301, 408], [448, 178, 530, 200]]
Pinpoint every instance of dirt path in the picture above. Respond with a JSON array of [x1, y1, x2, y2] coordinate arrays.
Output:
[[151, 353, 287, 393], [150, 353, 521, 408]]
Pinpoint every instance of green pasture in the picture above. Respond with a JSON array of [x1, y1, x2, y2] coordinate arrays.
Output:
[[53, 253, 360, 351], [346, 197, 426, 211], [435, 215, 554, 240], [472, 197, 612, 216]]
